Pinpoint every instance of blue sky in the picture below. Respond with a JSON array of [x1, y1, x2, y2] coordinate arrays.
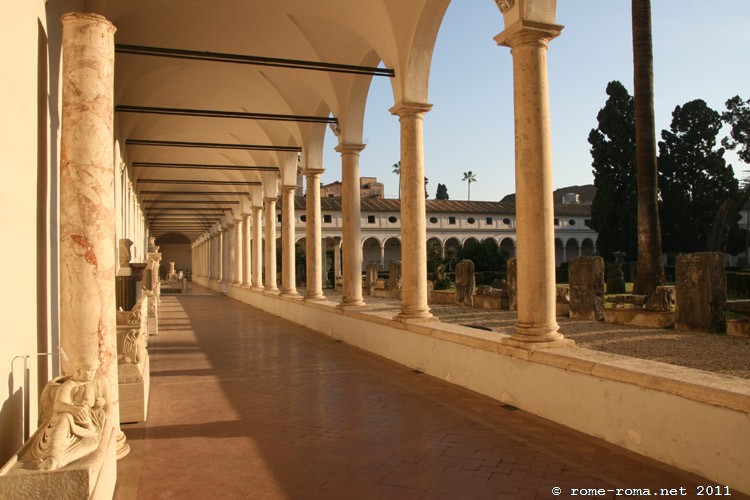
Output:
[[320, 0, 750, 201]]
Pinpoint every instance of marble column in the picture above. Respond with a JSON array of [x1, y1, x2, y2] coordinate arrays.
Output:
[[337, 144, 366, 308], [251, 206, 264, 290], [233, 219, 243, 285], [304, 171, 326, 300], [58, 12, 128, 458], [496, 22, 570, 346], [280, 186, 299, 296], [263, 198, 279, 292], [390, 102, 433, 321], [334, 237, 342, 279], [379, 242, 385, 270], [216, 228, 224, 283], [242, 214, 251, 287]]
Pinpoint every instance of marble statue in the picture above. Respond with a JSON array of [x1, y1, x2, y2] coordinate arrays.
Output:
[[21, 362, 108, 471]]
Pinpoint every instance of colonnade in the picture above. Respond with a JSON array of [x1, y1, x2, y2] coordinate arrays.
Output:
[[192, 6, 553, 346], [190, 15, 565, 346]]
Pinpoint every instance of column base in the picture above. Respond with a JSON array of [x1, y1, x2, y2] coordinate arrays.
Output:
[[304, 293, 327, 302], [241, 284, 252, 289], [281, 290, 300, 298], [115, 430, 130, 460], [337, 299, 366, 310], [395, 308, 435, 323], [251, 285, 264, 291], [263, 288, 279, 295], [503, 321, 575, 349]]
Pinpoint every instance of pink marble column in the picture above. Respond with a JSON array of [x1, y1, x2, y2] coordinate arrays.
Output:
[[280, 186, 299, 296], [58, 12, 129, 458], [304, 170, 325, 300], [337, 144, 366, 308]]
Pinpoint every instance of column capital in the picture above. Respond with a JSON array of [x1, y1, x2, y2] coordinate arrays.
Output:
[[302, 168, 324, 177], [334, 143, 365, 155], [264, 196, 278, 204], [494, 20, 562, 48], [281, 185, 297, 193], [389, 101, 433, 118]]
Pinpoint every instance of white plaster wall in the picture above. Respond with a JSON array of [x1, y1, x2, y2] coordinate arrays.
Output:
[[0, 0, 50, 464], [204, 278, 750, 495]]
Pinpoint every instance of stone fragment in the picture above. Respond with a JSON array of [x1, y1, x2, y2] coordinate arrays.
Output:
[[569, 256, 605, 321], [455, 259, 475, 306], [507, 259, 518, 311], [675, 252, 726, 332]]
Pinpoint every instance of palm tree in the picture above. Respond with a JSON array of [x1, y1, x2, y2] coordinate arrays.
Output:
[[631, 0, 666, 295], [462, 171, 476, 201], [392, 161, 401, 198]]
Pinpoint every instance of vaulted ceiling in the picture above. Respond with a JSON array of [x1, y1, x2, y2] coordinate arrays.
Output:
[[50, 0, 454, 240]]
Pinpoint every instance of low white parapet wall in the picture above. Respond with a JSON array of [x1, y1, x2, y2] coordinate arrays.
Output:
[[196, 277, 750, 494]]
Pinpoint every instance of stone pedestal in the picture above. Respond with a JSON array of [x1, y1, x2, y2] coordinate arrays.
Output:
[[387, 261, 402, 300], [676, 252, 726, 332], [116, 296, 150, 423], [0, 424, 116, 500], [569, 256, 605, 321]]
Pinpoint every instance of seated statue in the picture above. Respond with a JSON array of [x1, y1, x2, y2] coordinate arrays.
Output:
[[21, 362, 108, 471]]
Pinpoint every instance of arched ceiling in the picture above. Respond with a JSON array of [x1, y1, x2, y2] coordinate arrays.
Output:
[[53, 0, 452, 240]]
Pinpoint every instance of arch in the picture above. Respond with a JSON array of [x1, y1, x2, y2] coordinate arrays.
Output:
[[362, 236, 382, 268], [499, 237, 516, 259], [565, 238, 580, 262], [383, 237, 402, 268], [462, 236, 480, 247], [581, 238, 595, 257]]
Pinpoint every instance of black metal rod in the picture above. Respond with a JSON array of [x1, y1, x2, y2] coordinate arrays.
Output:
[[138, 190, 246, 195], [145, 208, 230, 212], [115, 43, 394, 77], [137, 180, 261, 186], [116, 105, 336, 124], [132, 162, 278, 172], [141, 200, 239, 204], [126, 139, 301, 152]]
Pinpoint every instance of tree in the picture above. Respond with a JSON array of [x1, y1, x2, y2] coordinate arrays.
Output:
[[462, 171, 476, 201], [658, 99, 738, 254], [435, 183, 449, 200], [722, 95, 750, 163], [424, 177, 429, 199], [631, 0, 665, 295], [588, 81, 638, 260], [458, 239, 504, 272], [392, 161, 401, 198]]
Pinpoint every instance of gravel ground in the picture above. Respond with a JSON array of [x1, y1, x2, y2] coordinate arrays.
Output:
[[322, 291, 750, 380]]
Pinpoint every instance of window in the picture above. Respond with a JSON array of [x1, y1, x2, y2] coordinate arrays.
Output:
[[429, 216, 438, 224], [388, 216, 398, 223], [367, 215, 375, 224], [554, 218, 560, 226], [502, 218, 511, 225], [584, 219, 591, 227], [568, 219, 576, 226], [467, 217, 476, 224], [277, 214, 282, 223], [300, 215, 307, 222], [486, 217, 493, 225], [323, 214, 332, 223], [448, 216, 456, 225]]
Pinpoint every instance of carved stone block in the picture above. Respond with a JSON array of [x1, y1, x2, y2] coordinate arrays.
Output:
[[676, 252, 726, 332], [569, 256, 605, 321]]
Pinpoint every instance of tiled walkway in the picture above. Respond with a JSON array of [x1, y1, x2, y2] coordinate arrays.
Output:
[[115, 284, 744, 499]]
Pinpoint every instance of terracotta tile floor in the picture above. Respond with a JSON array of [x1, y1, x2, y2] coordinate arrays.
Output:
[[115, 284, 746, 499]]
